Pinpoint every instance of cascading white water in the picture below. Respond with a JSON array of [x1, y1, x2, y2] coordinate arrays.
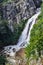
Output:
[[4, 10, 41, 56], [17, 10, 41, 48]]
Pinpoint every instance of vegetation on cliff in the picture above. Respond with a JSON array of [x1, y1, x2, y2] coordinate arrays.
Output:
[[0, 0, 28, 47], [26, 3, 43, 60], [0, 17, 28, 47], [0, 55, 7, 65]]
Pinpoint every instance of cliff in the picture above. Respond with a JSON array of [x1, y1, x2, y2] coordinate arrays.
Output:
[[1, 0, 42, 24]]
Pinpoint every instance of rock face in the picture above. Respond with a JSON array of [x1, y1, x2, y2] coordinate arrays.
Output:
[[5, 48, 43, 65], [2, 0, 36, 23], [6, 48, 27, 65], [2, 0, 42, 23], [0, 0, 41, 31], [15, 48, 25, 59]]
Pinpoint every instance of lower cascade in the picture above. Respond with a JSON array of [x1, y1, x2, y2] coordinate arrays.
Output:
[[4, 9, 41, 56]]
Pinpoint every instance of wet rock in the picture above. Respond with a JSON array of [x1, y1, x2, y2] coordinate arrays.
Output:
[[12, 48, 16, 52]]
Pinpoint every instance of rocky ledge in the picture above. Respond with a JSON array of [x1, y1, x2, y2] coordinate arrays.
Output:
[[5, 48, 43, 65]]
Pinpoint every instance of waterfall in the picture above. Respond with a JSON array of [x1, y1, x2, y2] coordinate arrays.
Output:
[[17, 10, 41, 48], [4, 10, 41, 56]]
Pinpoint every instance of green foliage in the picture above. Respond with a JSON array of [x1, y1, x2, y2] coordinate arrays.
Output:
[[26, 3, 43, 59], [0, 20, 15, 47], [41, 2, 43, 17], [0, 55, 7, 65], [0, 0, 8, 4], [3, 0, 8, 2], [0, 18, 28, 47], [13, 19, 28, 44]]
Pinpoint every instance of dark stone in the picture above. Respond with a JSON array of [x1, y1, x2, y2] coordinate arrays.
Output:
[[3, 63, 5, 65], [12, 48, 16, 52], [14, 0, 20, 3], [9, 47, 11, 49], [33, 0, 42, 8], [0, 0, 3, 3]]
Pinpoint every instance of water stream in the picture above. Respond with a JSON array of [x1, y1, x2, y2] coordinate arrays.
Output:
[[4, 10, 41, 56]]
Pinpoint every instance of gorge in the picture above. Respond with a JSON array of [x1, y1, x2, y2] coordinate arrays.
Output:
[[4, 9, 41, 56], [0, 0, 43, 65], [1, 0, 41, 56]]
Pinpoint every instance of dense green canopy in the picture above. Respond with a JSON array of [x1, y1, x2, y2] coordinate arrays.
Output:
[[0, 56, 7, 65]]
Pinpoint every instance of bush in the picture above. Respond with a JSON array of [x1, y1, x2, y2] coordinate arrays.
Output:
[[0, 55, 7, 65], [0, 19, 28, 47]]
